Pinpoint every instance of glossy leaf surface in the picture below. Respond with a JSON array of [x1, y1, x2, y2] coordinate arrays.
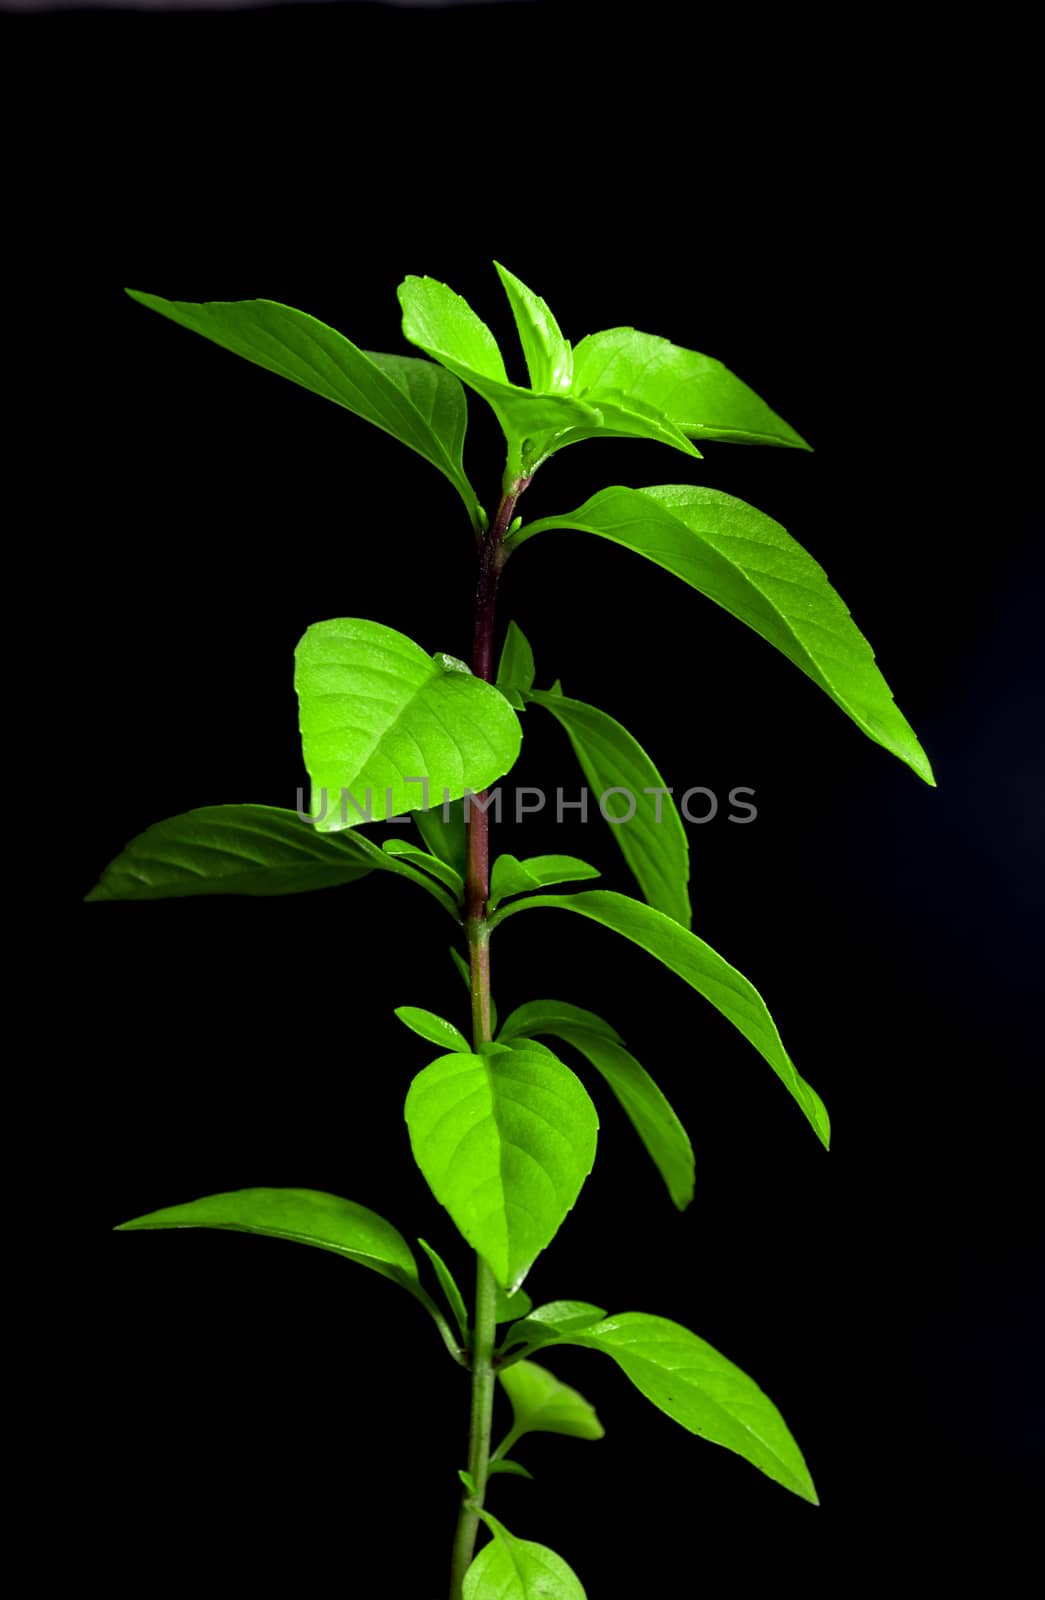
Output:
[[527, 687, 691, 927], [499, 1359, 605, 1442], [494, 261, 573, 392], [125, 291, 481, 524], [295, 619, 521, 831], [417, 1237, 470, 1340], [494, 891, 829, 1147], [465, 1514, 586, 1600], [488, 853, 600, 910], [404, 1046, 599, 1290], [87, 805, 373, 901], [382, 839, 464, 897], [395, 1007, 471, 1053], [519, 486, 933, 784]]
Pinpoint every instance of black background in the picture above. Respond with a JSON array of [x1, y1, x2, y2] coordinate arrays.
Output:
[[15, 2, 1040, 1591]]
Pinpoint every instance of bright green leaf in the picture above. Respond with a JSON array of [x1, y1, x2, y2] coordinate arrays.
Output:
[[414, 797, 468, 880], [493, 890, 830, 1148], [494, 262, 573, 392], [500, 1301, 608, 1358], [572, 327, 810, 449], [395, 1007, 471, 1054], [488, 854, 600, 911], [498, 1000, 621, 1046], [382, 839, 464, 898], [459, 1468, 477, 1495], [527, 687, 691, 928], [543, 387, 702, 461], [125, 291, 482, 525], [495, 620, 536, 703], [560, 1312, 818, 1504], [487, 1459, 534, 1481], [418, 1238, 470, 1341], [295, 619, 521, 832], [503, 1015, 694, 1211], [404, 1046, 599, 1291], [499, 1359, 605, 1443], [86, 804, 374, 901], [495, 1284, 534, 1324], [518, 486, 934, 785], [466, 1513, 587, 1600]]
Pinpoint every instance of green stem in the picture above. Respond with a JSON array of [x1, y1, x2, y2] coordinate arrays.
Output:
[[447, 476, 528, 1600]]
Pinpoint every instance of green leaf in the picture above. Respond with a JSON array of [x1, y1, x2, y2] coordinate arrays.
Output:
[[125, 291, 482, 526], [498, 1000, 620, 1046], [518, 486, 934, 785], [395, 1007, 471, 1054], [559, 1312, 818, 1504], [295, 619, 522, 832], [499, 1359, 605, 1442], [500, 1301, 608, 1358], [488, 854, 600, 911], [542, 387, 702, 461], [526, 687, 691, 928], [571, 326, 810, 449], [466, 1514, 586, 1600], [450, 946, 472, 990], [382, 839, 464, 898], [459, 1468, 477, 1496], [494, 262, 573, 392], [414, 797, 468, 880], [116, 1188, 419, 1292], [398, 275, 598, 468], [495, 1284, 534, 1323], [486, 1459, 534, 1481], [502, 1012, 694, 1211], [495, 620, 536, 704], [418, 1238, 470, 1341], [404, 1046, 599, 1291], [492, 891, 830, 1148], [86, 804, 374, 901]]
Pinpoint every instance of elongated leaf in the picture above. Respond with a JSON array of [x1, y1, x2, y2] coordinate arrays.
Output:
[[417, 1237, 470, 1340], [518, 486, 934, 784], [493, 890, 829, 1147], [527, 687, 691, 927], [495, 620, 536, 705], [559, 1312, 818, 1504], [116, 1188, 419, 1291], [499, 1359, 605, 1442], [295, 619, 521, 832], [498, 1000, 620, 1046], [86, 804, 374, 901], [404, 1045, 599, 1291], [502, 1013, 694, 1211], [382, 839, 464, 898], [543, 387, 702, 461], [125, 291, 481, 525], [500, 1301, 608, 1358], [572, 327, 810, 449], [414, 796, 468, 879], [487, 1459, 534, 1481], [494, 262, 573, 392], [488, 853, 600, 910], [395, 1007, 471, 1053], [466, 1514, 586, 1600]]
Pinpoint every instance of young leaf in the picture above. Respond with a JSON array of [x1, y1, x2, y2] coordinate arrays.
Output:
[[499, 1359, 605, 1443], [486, 1459, 534, 1481], [116, 1188, 420, 1292], [418, 1238, 470, 1341], [125, 292, 482, 526], [86, 804, 374, 902], [495, 620, 536, 703], [492, 890, 830, 1148], [498, 1000, 621, 1046], [571, 326, 810, 449], [395, 1007, 471, 1054], [404, 1046, 599, 1292], [382, 839, 464, 898], [494, 1284, 534, 1324], [526, 686, 692, 928], [295, 619, 521, 832], [543, 388, 702, 461], [414, 797, 468, 880], [517, 485, 934, 785], [502, 1017, 695, 1211], [499, 1301, 608, 1358], [493, 262, 573, 393], [465, 1513, 587, 1600], [559, 1312, 818, 1504], [488, 854, 600, 910]]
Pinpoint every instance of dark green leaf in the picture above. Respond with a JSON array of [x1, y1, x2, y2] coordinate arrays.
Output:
[[404, 1046, 599, 1291], [418, 1238, 470, 1340], [502, 1013, 694, 1211], [526, 687, 691, 927], [560, 1312, 818, 1504], [499, 1359, 605, 1442], [571, 327, 810, 449], [496, 620, 536, 704], [465, 1514, 586, 1600], [295, 619, 521, 831], [395, 1007, 471, 1053], [86, 804, 374, 902], [488, 853, 600, 910], [518, 486, 934, 785], [494, 262, 573, 393], [382, 839, 464, 898], [493, 891, 829, 1147], [414, 797, 468, 880], [125, 291, 482, 525]]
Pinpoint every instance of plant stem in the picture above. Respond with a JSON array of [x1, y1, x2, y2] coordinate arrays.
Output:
[[448, 477, 528, 1600]]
